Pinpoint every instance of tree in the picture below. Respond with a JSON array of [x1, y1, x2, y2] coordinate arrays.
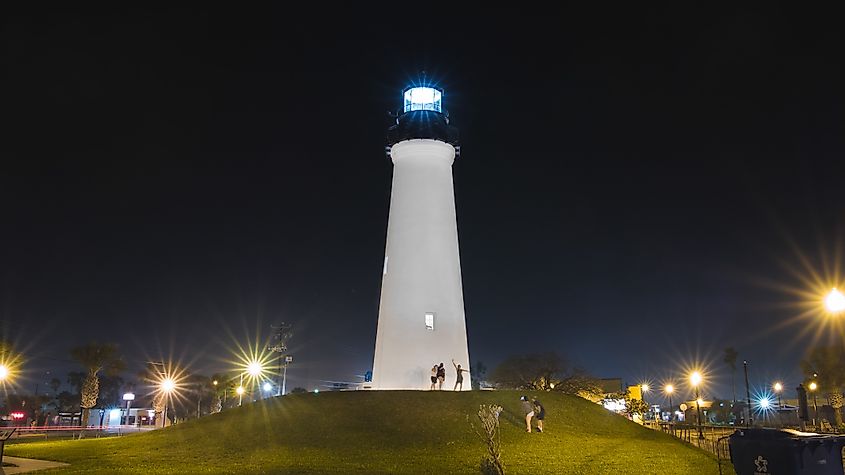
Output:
[[472, 361, 488, 390], [69, 343, 125, 427], [724, 347, 738, 404], [470, 404, 504, 475], [611, 390, 650, 419], [489, 352, 599, 395], [48, 378, 62, 395], [801, 346, 845, 427]]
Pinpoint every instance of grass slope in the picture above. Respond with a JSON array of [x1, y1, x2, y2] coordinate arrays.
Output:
[[7, 390, 732, 474]]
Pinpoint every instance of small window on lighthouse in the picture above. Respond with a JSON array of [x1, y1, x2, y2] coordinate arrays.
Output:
[[425, 313, 435, 331]]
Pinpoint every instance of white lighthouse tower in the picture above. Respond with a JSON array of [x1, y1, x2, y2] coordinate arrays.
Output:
[[371, 86, 471, 390]]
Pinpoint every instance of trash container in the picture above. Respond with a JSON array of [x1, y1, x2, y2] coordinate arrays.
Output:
[[729, 427, 845, 475]]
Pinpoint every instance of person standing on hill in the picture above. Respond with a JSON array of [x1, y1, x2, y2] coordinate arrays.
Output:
[[452, 359, 468, 391], [430, 365, 438, 390], [436, 362, 446, 390], [520, 395, 535, 433], [533, 399, 545, 432]]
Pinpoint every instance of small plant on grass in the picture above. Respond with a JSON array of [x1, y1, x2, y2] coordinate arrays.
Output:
[[470, 404, 504, 475]]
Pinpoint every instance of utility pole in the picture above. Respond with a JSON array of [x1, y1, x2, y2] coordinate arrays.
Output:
[[266, 323, 293, 397], [744, 360, 752, 427]]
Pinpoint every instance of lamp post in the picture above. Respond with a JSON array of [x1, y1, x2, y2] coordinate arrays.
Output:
[[236, 380, 245, 407], [809, 381, 818, 427], [160, 378, 175, 428], [282, 356, 292, 396], [247, 361, 263, 401], [122, 392, 135, 426], [664, 384, 674, 422], [690, 371, 704, 440], [640, 384, 650, 421], [743, 360, 752, 427]]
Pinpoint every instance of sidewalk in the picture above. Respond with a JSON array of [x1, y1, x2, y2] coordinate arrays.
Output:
[[1, 456, 68, 474]]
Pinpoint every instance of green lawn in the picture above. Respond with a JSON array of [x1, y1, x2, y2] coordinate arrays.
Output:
[[6, 390, 733, 474]]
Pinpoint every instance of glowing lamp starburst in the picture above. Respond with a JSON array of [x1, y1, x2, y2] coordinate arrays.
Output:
[[236, 386, 245, 395], [690, 372, 702, 387], [664, 384, 674, 394], [826, 288, 845, 313], [247, 361, 263, 377], [161, 378, 176, 393], [0, 364, 8, 381]]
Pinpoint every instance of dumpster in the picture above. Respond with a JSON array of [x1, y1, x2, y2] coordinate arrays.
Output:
[[729, 428, 845, 475]]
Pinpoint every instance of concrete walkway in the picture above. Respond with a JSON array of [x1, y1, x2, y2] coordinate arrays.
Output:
[[1, 456, 68, 474]]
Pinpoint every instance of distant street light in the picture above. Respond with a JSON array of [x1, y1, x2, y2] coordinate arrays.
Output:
[[690, 371, 704, 440], [236, 384, 245, 406], [809, 381, 819, 426], [825, 288, 845, 314], [640, 384, 651, 420], [263, 382, 272, 393], [160, 378, 175, 428], [664, 384, 675, 422], [773, 382, 784, 408]]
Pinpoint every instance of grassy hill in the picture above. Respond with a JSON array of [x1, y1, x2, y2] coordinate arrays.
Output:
[[6, 390, 732, 474]]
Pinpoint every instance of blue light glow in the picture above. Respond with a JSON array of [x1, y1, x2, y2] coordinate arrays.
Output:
[[403, 87, 442, 113]]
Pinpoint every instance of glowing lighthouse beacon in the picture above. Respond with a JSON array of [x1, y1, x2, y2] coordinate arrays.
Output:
[[371, 85, 471, 390]]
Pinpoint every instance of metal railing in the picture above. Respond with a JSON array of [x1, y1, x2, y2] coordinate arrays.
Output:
[[3, 425, 155, 440], [658, 423, 732, 457]]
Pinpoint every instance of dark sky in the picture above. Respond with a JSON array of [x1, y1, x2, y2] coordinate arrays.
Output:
[[2, 6, 844, 401]]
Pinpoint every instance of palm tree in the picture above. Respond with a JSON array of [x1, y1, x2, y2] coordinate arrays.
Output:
[[70, 343, 125, 427], [724, 347, 739, 404], [801, 346, 845, 428]]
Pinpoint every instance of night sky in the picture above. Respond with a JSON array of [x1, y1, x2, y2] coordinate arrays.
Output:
[[2, 6, 844, 400]]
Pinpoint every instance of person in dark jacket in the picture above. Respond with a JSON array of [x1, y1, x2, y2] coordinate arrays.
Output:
[[533, 399, 546, 432], [436, 363, 446, 390]]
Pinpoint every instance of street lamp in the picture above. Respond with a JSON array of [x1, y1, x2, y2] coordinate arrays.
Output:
[[236, 384, 245, 406], [160, 378, 175, 428], [664, 384, 675, 422], [773, 382, 783, 408], [123, 392, 135, 426], [690, 371, 704, 440], [247, 361, 263, 378], [0, 364, 8, 382], [809, 381, 818, 427], [825, 288, 845, 314]]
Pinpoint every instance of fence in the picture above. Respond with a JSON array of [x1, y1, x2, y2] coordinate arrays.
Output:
[[659, 423, 732, 468], [3, 425, 154, 441]]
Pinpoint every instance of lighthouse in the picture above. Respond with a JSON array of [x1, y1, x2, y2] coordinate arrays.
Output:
[[371, 86, 471, 390]]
